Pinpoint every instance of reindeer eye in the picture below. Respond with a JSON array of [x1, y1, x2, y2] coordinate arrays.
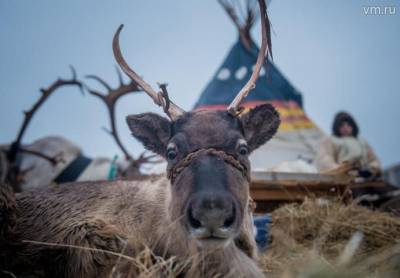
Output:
[[166, 148, 177, 160], [238, 145, 249, 156]]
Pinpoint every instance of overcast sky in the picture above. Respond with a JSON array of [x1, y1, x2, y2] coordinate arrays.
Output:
[[0, 0, 399, 168]]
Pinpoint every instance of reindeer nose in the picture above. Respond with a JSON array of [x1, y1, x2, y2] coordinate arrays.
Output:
[[187, 193, 236, 238]]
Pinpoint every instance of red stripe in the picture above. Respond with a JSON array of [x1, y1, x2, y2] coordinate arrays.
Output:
[[196, 101, 314, 125], [281, 115, 311, 123], [195, 100, 302, 111]]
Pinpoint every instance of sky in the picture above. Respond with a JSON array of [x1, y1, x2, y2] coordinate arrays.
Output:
[[0, 0, 399, 168]]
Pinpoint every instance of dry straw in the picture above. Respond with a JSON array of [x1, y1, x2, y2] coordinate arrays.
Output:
[[261, 199, 400, 277]]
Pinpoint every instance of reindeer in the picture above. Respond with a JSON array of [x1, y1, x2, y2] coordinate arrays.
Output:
[[0, 67, 84, 191], [1, 0, 278, 277], [1, 66, 157, 192]]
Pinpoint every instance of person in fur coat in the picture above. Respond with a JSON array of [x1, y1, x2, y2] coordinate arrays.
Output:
[[316, 111, 381, 178]]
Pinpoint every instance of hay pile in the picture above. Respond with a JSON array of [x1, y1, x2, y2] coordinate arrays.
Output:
[[260, 199, 400, 277], [4, 199, 400, 277]]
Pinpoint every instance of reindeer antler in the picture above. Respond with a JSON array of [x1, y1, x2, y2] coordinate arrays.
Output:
[[112, 25, 185, 121], [85, 70, 162, 175], [226, 0, 272, 116], [85, 67, 142, 161], [7, 66, 84, 163]]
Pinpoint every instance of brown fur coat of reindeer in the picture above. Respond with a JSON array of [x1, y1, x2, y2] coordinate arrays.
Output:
[[0, 0, 278, 276]]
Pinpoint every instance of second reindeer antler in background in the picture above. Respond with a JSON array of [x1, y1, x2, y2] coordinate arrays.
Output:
[[85, 68, 159, 174]]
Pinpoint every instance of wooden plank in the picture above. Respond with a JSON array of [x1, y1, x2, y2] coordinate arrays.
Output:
[[349, 181, 388, 189], [251, 181, 346, 190], [248, 171, 392, 213], [251, 171, 350, 183], [251, 171, 351, 188], [249, 171, 351, 212], [250, 187, 344, 201]]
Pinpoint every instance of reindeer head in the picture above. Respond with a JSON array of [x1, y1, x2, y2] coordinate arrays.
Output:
[[114, 0, 277, 248]]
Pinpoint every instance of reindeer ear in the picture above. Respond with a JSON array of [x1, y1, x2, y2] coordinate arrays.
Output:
[[126, 113, 171, 157], [240, 104, 280, 152]]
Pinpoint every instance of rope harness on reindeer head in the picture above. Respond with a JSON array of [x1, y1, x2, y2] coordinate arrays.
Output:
[[167, 148, 250, 184]]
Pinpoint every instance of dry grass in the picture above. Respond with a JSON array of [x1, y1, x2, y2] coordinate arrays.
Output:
[[23, 240, 190, 278], [260, 199, 400, 277]]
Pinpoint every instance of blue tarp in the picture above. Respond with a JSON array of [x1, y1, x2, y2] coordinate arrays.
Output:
[[253, 214, 271, 251]]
